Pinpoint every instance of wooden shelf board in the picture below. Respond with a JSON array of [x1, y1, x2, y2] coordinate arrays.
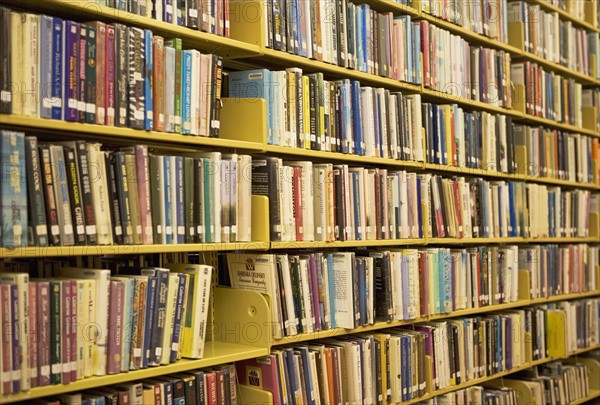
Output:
[[423, 163, 600, 190], [265, 145, 425, 168], [0, 342, 268, 403], [0, 242, 269, 259], [272, 291, 600, 346], [259, 48, 421, 92], [1, 0, 260, 59], [269, 239, 426, 250], [0, 115, 266, 152], [518, 113, 600, 138]]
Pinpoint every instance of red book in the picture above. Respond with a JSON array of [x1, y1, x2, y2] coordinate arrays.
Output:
[[153, 36, 166, 132], [36, 281, 51, 387], [205, 371, 218, 405], [106, 24, 116, 126], [421, 21, 429, 88], [0, 284, 12, 394], [223, 0, 230, 37], [107, 280, 124, 374], [236, 356, 282, 405], [28, 282, 39, 388], [293, 166, 303, 241]]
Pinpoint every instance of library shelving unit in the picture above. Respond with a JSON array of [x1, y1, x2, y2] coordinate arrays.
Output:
[[1, 0, 600, 403]]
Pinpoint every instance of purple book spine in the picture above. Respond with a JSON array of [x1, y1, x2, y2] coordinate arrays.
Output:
[[64, 21, 79, 122], [69, 280, 77, 382], [61, 280, 71, 384], [37, 281, 51, 387], [308, 255, 322, 331], [107, 281, 124, 374], [10, 284, 20, 393]]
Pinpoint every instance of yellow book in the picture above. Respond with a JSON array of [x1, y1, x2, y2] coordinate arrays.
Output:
[[546, 309, 567, 358], [302, 75, 311, 149]]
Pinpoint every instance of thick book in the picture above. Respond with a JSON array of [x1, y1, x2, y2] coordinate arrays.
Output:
[[251, 157, 282, 241], [0, 7, 11, 113], [24, 136, 48, 246], [49, 145, 75, 246], [62, 144, 86, 245]]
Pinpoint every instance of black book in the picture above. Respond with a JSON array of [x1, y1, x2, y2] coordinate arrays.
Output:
[[352, 256, 360, 328], [210, 55, 223, 138], [39, 145, 61, 246], [289, 256, 305, 334], [186, 0, 199, 29], [346, 3, 355, 70], [307, 74, 317, 150], [0, 7, 11, 114], [25, 137, 48, 246], [149, 154, 165, 244], [113, 151, 133, 245], [141, 267, 169, 366], [373, 338, 383, 405], [85, 25, 97, 124], [127, 27, 145, 129], [174, 374, 197, 404], [251, 157, 282, 241], [115, 24, 129, 127], [105, 151, 124, 245], [190, 370, 205, 404], [63, 145, 87, 245], [75, 141, 98, 245], [372, 251, 393, 322], [333, 166, 345, 241]]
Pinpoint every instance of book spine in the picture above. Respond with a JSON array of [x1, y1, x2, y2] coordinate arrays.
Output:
[[49, 281, 61, 385], [173, 39, 183, 133], [113, 152, 133, 245], [181, 51, 192, 134], [77, 24, 87, 122], [107, 281, 124, 374], [95, 22, 106, 125], [115, 24, 128, 127], [128, 27, 144, 129], [142, 277, 157, 368], [170, 273, 187, 363], [149, 154, 165, 244], [0, 132, 26, 247], [187, 0, 199, 28], [39, 15, 53, 119], [210, 56, 223, 137], [37, 282, 50, 387], [149, 271, 169, 365], [144, 30, 154, 130], [135, 145, 153, 244], [153, 35, 166, 132], [61, 280, 72, 384], [164, 156, 173, 244], [24, 137, 48, 246], [63, 146, 87, 245], [75, 141, 98, 245], [50, 146, 75, 246], [184, 158, 196, 243], [106, 24, 116, 126], [50, 18, 64, 120], [0, 7, 11, 113], [106, 152, 125, 245], [64, 21, 79, 121]]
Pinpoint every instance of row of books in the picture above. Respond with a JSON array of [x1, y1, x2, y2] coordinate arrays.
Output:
[[547, 0, 588, 23], [508, 1, 600, 79], [0, 264, 213, 394], [9, 363, 238, 404], [228, 67, 426, 156], [420, 20, 512, 107], [0, 8, 224, 137], [225, 244, 598, 339], [0, 131, 252, 248], [497, 360, 593, 405], [234, 299, 600, 405], [521, 244, 599, 299], [422, 385, 518, 405], [419, 0, 509, 43], [263, 0, 422, 84], [511, 61, 583, 126], [514, 124, 599, 183], [98, 0, 231, 37], [254, 158, 596, 242]]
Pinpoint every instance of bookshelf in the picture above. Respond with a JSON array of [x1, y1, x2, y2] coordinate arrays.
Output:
[[0, 0, 599, 403]]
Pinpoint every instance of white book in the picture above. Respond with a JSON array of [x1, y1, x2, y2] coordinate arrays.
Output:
[[166, 263, 212, 358], [59, 268, 111, 376], [165, 46, 176, 133], [22, 13, 39, 117], [158, 274, 179, 365], [199, 152, 222, 242], [313, 164, 328, 242], [189, 50, 200, 136], [276, 255, 298, 336], [332, 252, 355, 329], [236, 154, 252, 242], [87, 144, 113, 245], [299, 257, 315, 333]]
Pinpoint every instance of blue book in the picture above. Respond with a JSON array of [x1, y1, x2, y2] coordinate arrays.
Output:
[[140, 268, 170, 366], [351, 81, 363, 156], [228, 69, 273, 144], [64, 21, 80, 122], [51, 17, 64, 120], [325, 254, 336, 328], [164, 0, 174, 22], [283, 348, 298, 405], [413, 22, 422, 84], [338, 80, 352, 154], [355, 6, 365, 72], [507, 182, 516, 237], [39, 15, 54, 118], [170, 273, 187, 363], [357, 259, 367, 326], [116, 0, 127, 10], [431, 104, 440, 164], [1, 131, 27, 247], [144, 30, 153, 130], [142, 276, 158, 368], [296, 0, 307, 57], [290, 0, 299, 54], [439, 108, 447, 165], [400, 335, 410, 401], [297, 347, 316, 405], [181, 51, 192, 135], [163, 156, 173, 244], [175, 156, 185, 244]]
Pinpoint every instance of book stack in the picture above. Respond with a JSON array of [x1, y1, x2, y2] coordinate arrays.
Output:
[[511, 61, 582, 126], [420, 21, 512, 107], [423, 385, 518, 404], [0, 263, 213, 394], [423, 104, 517, 172], [263, 1, 421, 83], [0, 130, 252, 248], [0, 7, 224, 137], [514, 125, 600, 183], [101, 0, 230, 36], [520, 244, 600, 299], [226, 248, 530, 339], [1, 363, 237, 403], [545, 299, 600, 354], [508, 1, 595, 76], [228, 69, 424, 153], [419, 0, 508, 43]]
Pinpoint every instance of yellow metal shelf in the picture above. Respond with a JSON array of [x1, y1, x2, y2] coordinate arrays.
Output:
[[421, 88, 520, 117], [516, 50, 600, 86], [269, 238, 427, 250], [1, 0, 261, 59], [518, 113, 600, 138], [0, 242, 269, 259], [0, 114, 266, 152], [0, 341, 268, 404], [427, 236, 600, 245], [272, 291, 600, 346], [258, 48, 421, 92], [570, 389, 600, 405]]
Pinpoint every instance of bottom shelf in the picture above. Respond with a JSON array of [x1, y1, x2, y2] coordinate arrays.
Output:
[[3, 341, 269, 403], [570, 389, 600, 405]]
